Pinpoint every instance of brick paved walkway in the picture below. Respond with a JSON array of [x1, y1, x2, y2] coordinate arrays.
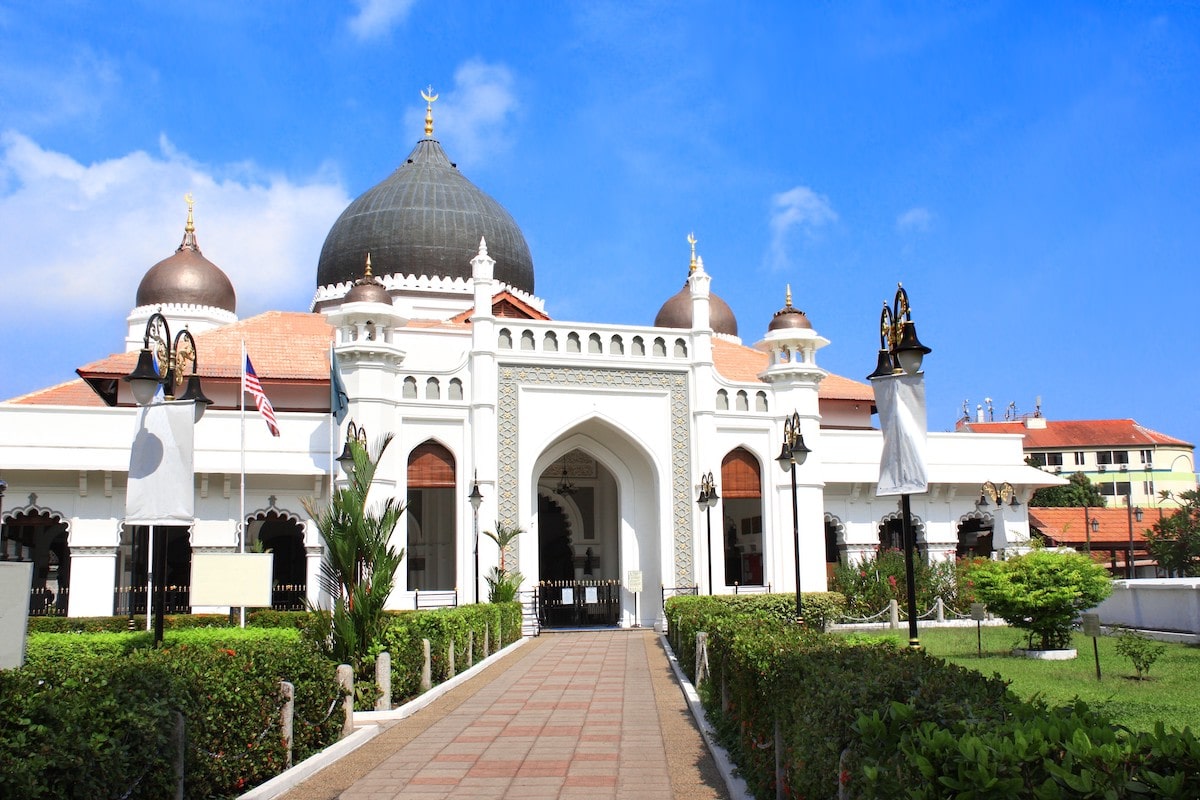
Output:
[[279, 630, 728, 800]]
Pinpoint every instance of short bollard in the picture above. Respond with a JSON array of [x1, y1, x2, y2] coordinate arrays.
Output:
[[420, 639, 432, 692], [467, 630, 475, 668], [888, 599, 900, 629], [375, 652, 391, 711], [280, 681, 295, 768], [337, 664, 354, 737], [448, 639, 456, 679]]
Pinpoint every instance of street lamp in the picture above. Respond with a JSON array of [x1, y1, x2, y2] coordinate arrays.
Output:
[[123, 312, 212, 421], [776, 410, 811, 621], [975, 481, 1020, 512], [867, 284, 931, 650], [122, 312, 212, 646], [696, 471, 719, 594], [1126, 491, 1145, 579], [469, 474, 484, 604], [337, 421, 368, 477]]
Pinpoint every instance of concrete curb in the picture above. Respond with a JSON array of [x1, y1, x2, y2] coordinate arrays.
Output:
[[239, 636, 530, 800], [660, 634, 753, 800]]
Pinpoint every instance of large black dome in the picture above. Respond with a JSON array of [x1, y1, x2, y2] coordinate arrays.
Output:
[[316, 138, 534, 293]]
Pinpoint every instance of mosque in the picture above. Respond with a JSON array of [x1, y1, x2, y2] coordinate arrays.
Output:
[[0, 94, 1052, 626]]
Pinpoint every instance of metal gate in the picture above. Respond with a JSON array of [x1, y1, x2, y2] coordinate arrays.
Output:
[[536, 579, 620, 628]]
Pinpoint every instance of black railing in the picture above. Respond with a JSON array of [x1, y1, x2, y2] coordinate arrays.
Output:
[[536, 579, 620, 628], [28, 586, 69, 617], [662, 585, 698, 606], [112, 584, 310, 616]]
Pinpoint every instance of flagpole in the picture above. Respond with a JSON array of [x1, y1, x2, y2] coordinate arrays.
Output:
[[240, 340, 247, 629]]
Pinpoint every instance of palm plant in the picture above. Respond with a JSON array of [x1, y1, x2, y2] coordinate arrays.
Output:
[[483, 521, 524, 603], [302, 433, 404, 671]]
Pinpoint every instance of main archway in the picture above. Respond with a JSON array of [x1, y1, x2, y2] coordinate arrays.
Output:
[[525, 422, 664, 628]]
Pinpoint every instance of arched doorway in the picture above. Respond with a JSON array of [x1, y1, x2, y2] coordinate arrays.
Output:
[[247, 509, 307, 610], [2, 509, 70, 615], [878, 512, 927, 562], [824, 513, 846, 582], [407, 441, 457, 591], [721, 448, 765, 587], [956, 514, 994, 559], [535, 449, 621, 627]]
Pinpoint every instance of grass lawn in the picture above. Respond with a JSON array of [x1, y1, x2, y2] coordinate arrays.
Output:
[[848, 626, 1200, 734]]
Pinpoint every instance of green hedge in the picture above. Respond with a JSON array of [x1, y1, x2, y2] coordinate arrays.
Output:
[[379, 602, 522, 703], [664, 595, 1200, 799], [5, 628, 343, 799]]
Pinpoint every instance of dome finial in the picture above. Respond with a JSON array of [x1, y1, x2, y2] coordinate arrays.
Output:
[[687, 232, 698, 274], [364, 252, 373, 280], [421, 85, 439, 137], [179, 193, 199, 252], [785, 283, 793, 308]]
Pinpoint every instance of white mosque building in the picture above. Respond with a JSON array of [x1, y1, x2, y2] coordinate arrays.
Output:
[[0, 100, 1053, 627]]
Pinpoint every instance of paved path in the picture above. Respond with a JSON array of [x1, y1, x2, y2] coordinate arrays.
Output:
[[279, 630, 728, 800]]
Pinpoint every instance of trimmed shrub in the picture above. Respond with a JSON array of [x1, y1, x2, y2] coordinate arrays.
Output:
[[6, 627, 342, 799]]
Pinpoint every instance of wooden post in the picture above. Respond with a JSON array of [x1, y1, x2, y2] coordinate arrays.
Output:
[[467, 630, 475, 668], [171, 710, 185, 800], [694, 632, 709, 685], [448, 638, 456, 679]]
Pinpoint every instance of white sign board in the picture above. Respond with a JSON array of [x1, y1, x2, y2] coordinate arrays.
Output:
[[585, 586, 598, 604], [626, 570, 643, 593], [0, 562, 34, 669], [190, 553, 273, 607], [561, 587, 574, 604]]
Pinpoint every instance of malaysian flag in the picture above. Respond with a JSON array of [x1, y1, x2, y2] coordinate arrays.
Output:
[[244, 355, 280, 436]]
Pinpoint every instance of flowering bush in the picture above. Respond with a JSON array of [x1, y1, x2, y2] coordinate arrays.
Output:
[[832, 549, 985, 617]]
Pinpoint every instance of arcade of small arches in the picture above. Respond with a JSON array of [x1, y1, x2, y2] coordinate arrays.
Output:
[[2, 441, 1011, 616]]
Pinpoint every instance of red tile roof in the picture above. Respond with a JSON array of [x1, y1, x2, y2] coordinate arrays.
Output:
[[1028, 506, 1168, 546], [960, 418, 1191, 449], [7, 378, 108, 407]]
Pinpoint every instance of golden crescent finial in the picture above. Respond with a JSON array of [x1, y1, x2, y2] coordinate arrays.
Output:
[[184, 193, 195, 233], [422, 86, 439, 136], [687, 232, 697, 273]]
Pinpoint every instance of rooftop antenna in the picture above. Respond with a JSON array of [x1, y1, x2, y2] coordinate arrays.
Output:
[[1035, 395, 1042, 418], [985, 397, 994, 422], [1005, 401, 1017, 421]]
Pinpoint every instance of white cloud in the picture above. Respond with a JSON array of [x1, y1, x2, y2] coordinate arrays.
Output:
[[346, 0, 418, 40], [896, 206, 933, 233], [767, 185, 837, 269], [0, 131, 350, 324], [406, 60, 518, 168]]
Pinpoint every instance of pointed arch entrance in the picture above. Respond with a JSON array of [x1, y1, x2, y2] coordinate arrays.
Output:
[[524, 422, 663, 629]]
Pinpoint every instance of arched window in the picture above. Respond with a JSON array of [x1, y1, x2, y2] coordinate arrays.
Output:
[[736, 391, 749, 411], [609, 335, 624, 355], [716, 389, 729, 410], [567, 332, 582, 353], [755, 392, 768, 413], [632, 336, 646, 356], [407, 442, 457, 591], [721, 448, 764, 587], [653, 337, 667, 357], [673, 338, 688, 357], [402, 376, 418, 399], [498, 328, 513, 349], [448, 378, 463, 401], [425, 378, 440, 400], [543, 332, 559, 352], [520, 330, 535, 350], [588, 333, 603, 354]]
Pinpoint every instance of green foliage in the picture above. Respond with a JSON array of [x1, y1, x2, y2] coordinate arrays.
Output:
[[1029, 470, 1106, 507], [4, 628, 342, 799], [1115, 629, 1167, 680], [968, 549, 1112, 650], [851, 698, 1200, 799], [378, 603, 521, 703], [832, 549, 983, 616], [27, 614, 231, 634], [482, 521, 524, 603], [1144, 489, 1200, 577], [301, 433, 405, 675]]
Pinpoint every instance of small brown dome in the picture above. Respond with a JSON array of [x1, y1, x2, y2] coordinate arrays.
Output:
[[136, 210, 236, 313], [767, 287, 812, 331], [344, 280, 391, 305], [654, 282, 738, 337]]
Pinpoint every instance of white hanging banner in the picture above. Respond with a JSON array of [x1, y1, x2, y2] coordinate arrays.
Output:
[[872, 373, 929, 496], [126, 401, 196, 525]]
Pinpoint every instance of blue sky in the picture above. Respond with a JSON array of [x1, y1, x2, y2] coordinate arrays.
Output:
[[2, 1, 1199, 450]]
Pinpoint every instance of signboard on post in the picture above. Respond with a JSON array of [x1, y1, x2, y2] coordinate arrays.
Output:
[[0, 561, 34, 669], [626, 570, 643, 628], [191, 553, 273, 607]]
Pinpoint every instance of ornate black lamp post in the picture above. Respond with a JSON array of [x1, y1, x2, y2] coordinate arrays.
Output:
[[696, 472, 719, 594], [867, 284, 931, 650], [337, 421, 368, 477], [775, 411, 811, 621], [469, 475, 484, 603], [122, 312, 212, 646]]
